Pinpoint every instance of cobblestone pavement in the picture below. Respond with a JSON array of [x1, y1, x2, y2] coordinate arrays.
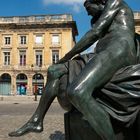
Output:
[[0, 96, 66, 140]]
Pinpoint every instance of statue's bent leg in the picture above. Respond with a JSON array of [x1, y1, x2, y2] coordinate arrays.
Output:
[[67, 46, 133, 140], [9, 64, 68, 137]]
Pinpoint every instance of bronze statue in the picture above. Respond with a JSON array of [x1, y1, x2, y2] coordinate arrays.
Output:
[[9, 0, 140, 140]]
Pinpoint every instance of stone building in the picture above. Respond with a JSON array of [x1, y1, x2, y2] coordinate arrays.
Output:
[[134, 11, 140, 35], [0, 14, 78, 95]]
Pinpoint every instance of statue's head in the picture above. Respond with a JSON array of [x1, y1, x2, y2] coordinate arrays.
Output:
[[84, 0, 106, 5], [84, 0, 105, 17]]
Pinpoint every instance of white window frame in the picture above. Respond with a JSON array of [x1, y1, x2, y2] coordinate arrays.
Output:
[[52, 34, 60, 45], [3, 52, 10, 65], [19, 50, 26, 66], [35, 35, 43, 44], [20, 35, 27, 45], [35, 50, 43, 67], [52, 50, 59, 64], [4, 36, 11, 45]]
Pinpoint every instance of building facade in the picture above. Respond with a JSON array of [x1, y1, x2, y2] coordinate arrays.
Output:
[[0, 14, 78, 95], [134, 11, 140, 35]]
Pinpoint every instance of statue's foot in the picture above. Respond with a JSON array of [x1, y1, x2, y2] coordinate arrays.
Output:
[[8, 122, 43, 137]]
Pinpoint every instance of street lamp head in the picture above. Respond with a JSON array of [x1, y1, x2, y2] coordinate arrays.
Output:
[[31, 64, 34, 68]]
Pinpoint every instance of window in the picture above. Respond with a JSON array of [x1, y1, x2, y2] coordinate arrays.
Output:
[[19, 50, 26, 66], [4, 52, 10, 65], [3, 17, 13, 22], [52, 50, 59, 64], [35, 16, 45, 22], [52, 34, 60, 45], [4, 37, 11, 45], [20, 36, 27, 44], [36, 50, 42, 66], [35, 35, 43, 44], [19, 17, 28, 23]]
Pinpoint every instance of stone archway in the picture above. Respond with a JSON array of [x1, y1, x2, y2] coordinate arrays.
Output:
[[32, 73, 44, 95], [0, 73, 11, 95], [16, 73, 27, 95]]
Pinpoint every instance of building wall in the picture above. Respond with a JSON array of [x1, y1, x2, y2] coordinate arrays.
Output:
[[134, 12, 140, 34], [1, 12, 139, 96], [0, 14, 78, 95]]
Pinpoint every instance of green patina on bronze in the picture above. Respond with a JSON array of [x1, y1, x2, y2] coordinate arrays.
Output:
[[9, 0, 140, 139]]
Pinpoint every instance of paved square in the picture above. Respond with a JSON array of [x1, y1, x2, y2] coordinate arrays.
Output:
[[0, 97, 65, 140]]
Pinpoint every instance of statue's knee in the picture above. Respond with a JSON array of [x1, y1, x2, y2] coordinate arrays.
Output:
[[47, 64, 67, 79], [47, 65, 57, 79], [47, 65, 53, 74]]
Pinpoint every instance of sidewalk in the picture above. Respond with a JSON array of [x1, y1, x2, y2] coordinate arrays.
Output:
[[0, 115, 65, 140], [0, 95, 65, 140], [0, 95, 40, 103], [0, 95, 58, 104]]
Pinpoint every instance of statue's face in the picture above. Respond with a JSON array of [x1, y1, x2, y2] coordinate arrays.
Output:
[[84, 0, 103, 16]]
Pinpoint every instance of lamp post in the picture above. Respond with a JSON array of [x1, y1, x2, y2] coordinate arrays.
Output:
[[31, 64, 38, 101], [34, 72, 38, 101], [31, 64, 42, 101], [0, 76, 4, 101]]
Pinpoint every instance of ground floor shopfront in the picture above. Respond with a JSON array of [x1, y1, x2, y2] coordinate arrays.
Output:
[[0, 69, 47, 96]]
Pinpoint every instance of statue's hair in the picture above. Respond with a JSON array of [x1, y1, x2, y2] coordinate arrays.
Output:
[[85, 0, 106, 5]]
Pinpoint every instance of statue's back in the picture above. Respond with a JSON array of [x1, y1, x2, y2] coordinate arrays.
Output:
[[135, 33, 140, 62]]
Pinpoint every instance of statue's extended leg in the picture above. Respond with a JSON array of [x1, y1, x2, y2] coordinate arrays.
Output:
[[9, 64, 68, 137], [67, 45, 134, 140]]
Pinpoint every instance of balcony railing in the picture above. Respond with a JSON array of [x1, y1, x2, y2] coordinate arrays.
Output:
[[0, 64, 48, 70], [0, 14, 73, 24], [134, 12, 140, 19]]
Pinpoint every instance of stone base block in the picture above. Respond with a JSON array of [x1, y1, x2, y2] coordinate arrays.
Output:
[[64, 110, 139, 140]]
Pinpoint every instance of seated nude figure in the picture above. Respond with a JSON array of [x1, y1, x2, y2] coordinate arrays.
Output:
[[9, 0, 139, 139]]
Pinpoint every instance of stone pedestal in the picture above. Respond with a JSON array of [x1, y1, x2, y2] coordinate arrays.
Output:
[[64, 110, 139, 140]]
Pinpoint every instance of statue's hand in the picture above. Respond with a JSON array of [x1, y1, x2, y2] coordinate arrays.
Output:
[[57, 54, 71, 64]]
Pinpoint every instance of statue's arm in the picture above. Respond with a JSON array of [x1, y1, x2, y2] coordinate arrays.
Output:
[[58, 0, 121, 63], [57, 29, 98, 63], [93, 0, 121, 32]]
